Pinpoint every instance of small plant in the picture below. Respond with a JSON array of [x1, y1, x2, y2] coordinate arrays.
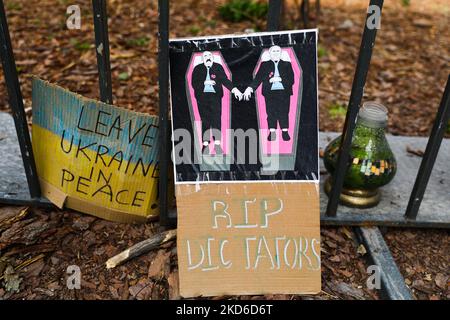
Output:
[[200, 15, 218, 28], [205, 19, 217, 28], [188, 26, 201, 36], [6, 1, 21, 11], [318, 45, 328, 58], [218, 0, 268, 23], [30, 18, 43, 28], [328, 103, 347, 118], [126, 37, 150, 47], [401, 0, 411, 7]]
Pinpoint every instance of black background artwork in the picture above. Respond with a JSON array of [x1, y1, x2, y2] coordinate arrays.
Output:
[[169, 31, 318, 183]]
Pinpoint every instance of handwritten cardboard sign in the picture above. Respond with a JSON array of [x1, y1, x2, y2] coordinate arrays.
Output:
[[170, 30, 320, 296], [176, 183, 320, 297], [31, 78, 160, 222]]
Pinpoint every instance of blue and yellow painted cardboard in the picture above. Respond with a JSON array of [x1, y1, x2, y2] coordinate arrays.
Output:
[[32, 78, 160, 222]]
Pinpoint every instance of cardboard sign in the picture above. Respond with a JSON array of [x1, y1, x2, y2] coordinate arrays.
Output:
[[176, 183, 320, 297], [32, 79, 160, 223], [170, 29, 320, 297]]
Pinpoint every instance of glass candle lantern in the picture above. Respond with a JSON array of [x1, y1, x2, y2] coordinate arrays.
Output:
[[324, 102, 397, 208]]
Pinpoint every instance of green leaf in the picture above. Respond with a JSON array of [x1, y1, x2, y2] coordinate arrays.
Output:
[[328, 103, 347, 118], [401, 0, 411, 7], [318, 45, 328, 58], [6, 1, 22, 11], [188, 26, 201, 36], [125, 37, 150, 47], [70, 39, 91, 51]]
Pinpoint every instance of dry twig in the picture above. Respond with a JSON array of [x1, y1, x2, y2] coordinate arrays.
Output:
[[106, 229, 177, 269]]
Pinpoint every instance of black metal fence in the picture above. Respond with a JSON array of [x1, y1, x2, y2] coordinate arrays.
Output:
[[0, 0, 448, 228]]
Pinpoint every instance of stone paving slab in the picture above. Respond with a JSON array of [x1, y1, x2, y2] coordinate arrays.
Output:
[[0, 112, 30, 201]]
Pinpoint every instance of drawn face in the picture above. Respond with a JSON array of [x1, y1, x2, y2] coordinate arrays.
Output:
[[269, 46, 282, 62], [203, 51, 213, 67]]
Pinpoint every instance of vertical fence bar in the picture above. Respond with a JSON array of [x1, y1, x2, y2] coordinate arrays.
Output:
[[92, 0, 113, 104], [405, 75, 450, 220], [316, 0, 321, 25], [326, 0, 383, 217], [301, 0, 310, 28], [158, 0, 170, 226], [267, 0, 282, 31], [0, 0, 41, 198]]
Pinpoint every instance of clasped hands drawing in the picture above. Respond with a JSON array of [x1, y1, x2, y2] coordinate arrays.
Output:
[[204, 77, 283, 101], [241, 74, 283, 101], [202, 78, 246, 100], [200, 45, 287, 102]]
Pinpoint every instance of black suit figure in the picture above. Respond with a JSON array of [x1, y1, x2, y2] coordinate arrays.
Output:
[[191, 51, 241, 154], [245, 46, 294, 141]]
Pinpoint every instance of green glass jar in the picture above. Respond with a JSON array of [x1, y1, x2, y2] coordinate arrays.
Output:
[[324, 102, 397, 208]]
